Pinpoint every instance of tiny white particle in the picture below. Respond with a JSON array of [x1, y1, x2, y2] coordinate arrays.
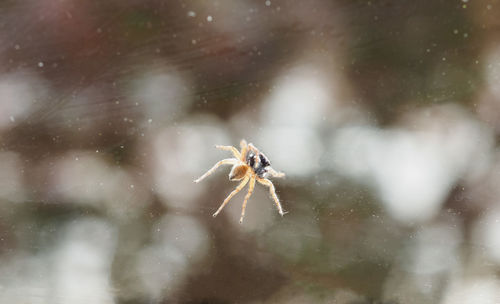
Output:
[[38, 62, 44, 68], [130, 184, 134, 189], [265, 0, 271, 6], [14, 44, 20, 50], [148, 118, 153, 123], [207, 15, 213, 22], [187, 11, 196, 17], [192, 39, 197, 44], [9, 116, 15, 122], [75, 157, 79, 161]]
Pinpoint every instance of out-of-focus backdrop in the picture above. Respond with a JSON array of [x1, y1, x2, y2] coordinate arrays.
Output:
[[0, 0, 499, 303]]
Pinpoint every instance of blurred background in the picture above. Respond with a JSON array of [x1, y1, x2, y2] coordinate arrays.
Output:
[[0, 0, 499, 303]]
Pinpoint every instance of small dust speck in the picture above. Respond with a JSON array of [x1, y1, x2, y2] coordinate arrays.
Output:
[[207, 15, 213, 22], [38, 62, 44, 68]]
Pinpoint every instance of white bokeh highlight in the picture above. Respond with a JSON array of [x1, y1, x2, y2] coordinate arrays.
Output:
[[331, 105, 492, 223], [256, 64, 334, 177], [0, 253, 50, 304], [408, 223, 462, 275], [0, 71, 48, 130], [261, 65, 332, 128], [152, 117, 231, 211], [473, 209, 500, 265], [0, 151, 26, 203], [257, 127, 323, 177], [49, 151, 149, 219], [441, 275, 500, 304], [136, 215, 209, 300], [51, 218, 117, 304], [130, 66, 192, 123]]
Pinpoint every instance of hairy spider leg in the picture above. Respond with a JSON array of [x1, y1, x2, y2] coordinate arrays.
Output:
[[194, 158, 238, 183], [257, 177, 286, 216], [239, 176, 256, 223], [239, 140, 248, 161], [215, 145, 241, 159], [213, 175, 250, 217], [267, 167, 285, 178]]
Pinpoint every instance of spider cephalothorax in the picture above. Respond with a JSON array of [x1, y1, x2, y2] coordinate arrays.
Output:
[[194, 139, 286, 223]]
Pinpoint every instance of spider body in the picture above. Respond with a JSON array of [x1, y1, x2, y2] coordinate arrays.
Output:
[[247, 150, 271, 178], [194, 139, 286, 223]]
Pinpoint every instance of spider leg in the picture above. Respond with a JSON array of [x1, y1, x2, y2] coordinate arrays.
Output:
[[213, 175, 250, 217], [194, 158, 238, 183], [215, 145, 241, 159], [239, 140, 248, 162], [257, 177, 286, 216], [267, 167, 285, 178], [239, 176, 256, 223], [240, 139, 248, 149]]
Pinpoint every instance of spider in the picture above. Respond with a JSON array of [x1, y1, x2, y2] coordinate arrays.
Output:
[[194, 139, 286, 223]]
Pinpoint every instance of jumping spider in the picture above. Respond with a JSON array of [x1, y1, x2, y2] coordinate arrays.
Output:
[[194, 139, 286, 223]]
